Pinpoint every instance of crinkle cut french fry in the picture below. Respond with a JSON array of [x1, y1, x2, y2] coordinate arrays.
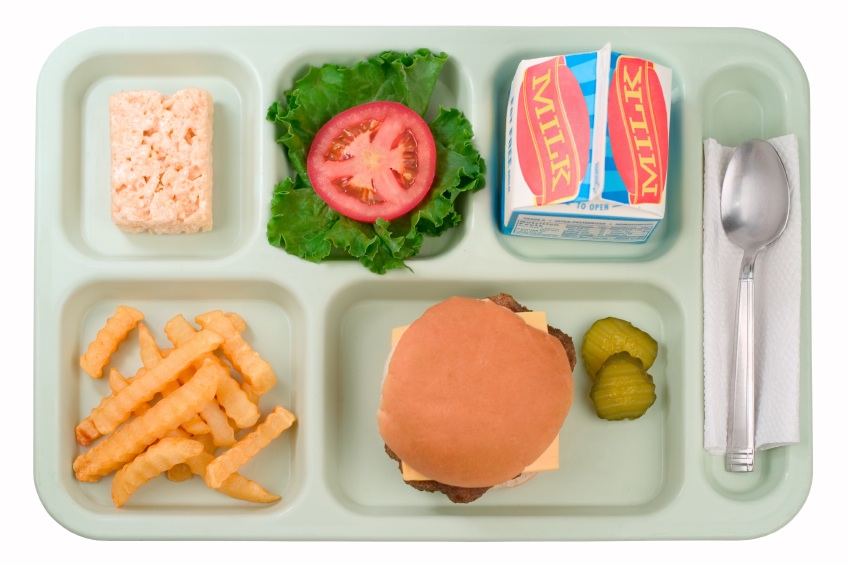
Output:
[[76, 368, 139, 446], [108, 368, 150, 418], [185, 451, 279, 503], [204, 405, 296, 489], [197, 392, 237, 446], [165, 314, 261, 428], [79, 328, 223, 440], [215, 373, 261, 429], [192, 433, 217, 454], [75, 368, 149, 446], [75, 418, 100, 447], [73, 359, 220, 482], [76, 368, 147, 446], [113, 363, 210, 437], [171, 403, 210, 436], [138, 324, 205, 429], [163, 315, 201, 349], [165, 354, 234, 445], [148, 342, 211, 436], [79, 306, 144, 378], [240, 381, 260, 405], [225, 312, 247, 333], [161, 428, 195, 483], [166, 462, 195, 482], [137, 323, 162, 369], [111, 437, 204, 507], [195, 310, 277, 395]]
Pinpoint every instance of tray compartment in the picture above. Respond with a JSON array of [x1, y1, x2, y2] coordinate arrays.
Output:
[[59, 278, 304, 512], [489, 53, 684, 264], [322, 278, 685, 515], [698, 58, 805, 503], [266, 49, 478, 260], [60, 50, 259, 260]]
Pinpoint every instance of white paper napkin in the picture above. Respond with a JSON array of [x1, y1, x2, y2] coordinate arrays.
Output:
[[702, 135, 802, 455]]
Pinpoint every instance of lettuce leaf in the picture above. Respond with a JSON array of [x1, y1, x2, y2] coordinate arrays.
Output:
[[266, 49, 486, 274]]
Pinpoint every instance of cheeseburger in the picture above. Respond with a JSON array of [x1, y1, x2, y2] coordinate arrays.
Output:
[[377, 293, 576, 503]]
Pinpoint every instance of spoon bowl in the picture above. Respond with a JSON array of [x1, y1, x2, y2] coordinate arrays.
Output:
[[721, 141, 791, 254], [720, 139, 791, 472]]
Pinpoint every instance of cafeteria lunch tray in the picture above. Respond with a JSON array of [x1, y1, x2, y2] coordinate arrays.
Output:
[[33, 26, 811, 540]]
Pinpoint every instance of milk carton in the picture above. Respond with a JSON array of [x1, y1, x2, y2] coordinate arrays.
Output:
[[502, 45, 672, 242]]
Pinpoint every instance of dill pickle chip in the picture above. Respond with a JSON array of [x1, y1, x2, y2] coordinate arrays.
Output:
[[581, 317, 658, 380], [589, 352, 657, 420]]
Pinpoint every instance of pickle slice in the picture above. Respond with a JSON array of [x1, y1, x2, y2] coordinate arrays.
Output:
[[589, 352, 657, 420], [581, 317, 658, 380]]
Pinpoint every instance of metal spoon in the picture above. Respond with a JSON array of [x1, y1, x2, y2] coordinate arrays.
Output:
[[720, 139, 791, 472]]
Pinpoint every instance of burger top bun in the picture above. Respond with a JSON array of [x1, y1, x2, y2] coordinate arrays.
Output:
[[377, 296, 574, 489]]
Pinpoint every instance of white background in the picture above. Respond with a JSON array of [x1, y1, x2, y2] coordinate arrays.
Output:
[[5, 0, 840, 562]]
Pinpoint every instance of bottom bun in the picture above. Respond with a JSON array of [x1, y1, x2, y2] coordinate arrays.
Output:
[[491, 472, 538, 490]]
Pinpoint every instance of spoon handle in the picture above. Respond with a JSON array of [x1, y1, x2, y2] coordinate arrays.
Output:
[[726, 257, 756, 472]]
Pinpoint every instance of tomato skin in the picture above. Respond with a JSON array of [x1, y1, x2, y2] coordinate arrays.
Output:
[[307, 101, 437, 223]]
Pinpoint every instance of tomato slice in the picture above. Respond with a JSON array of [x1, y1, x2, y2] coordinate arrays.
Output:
[[306, 101, 437, 223]]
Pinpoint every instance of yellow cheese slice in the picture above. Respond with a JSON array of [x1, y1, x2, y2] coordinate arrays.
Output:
[[391, 308, 560, 483]]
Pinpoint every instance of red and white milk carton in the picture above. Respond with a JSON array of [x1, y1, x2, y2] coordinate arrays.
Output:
[[502, 44, 672, 243]]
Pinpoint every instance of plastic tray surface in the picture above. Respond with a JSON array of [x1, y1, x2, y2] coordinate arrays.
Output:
[[33, 26, 812, 541]]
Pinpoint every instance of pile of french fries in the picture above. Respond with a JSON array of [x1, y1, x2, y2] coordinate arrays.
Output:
[[73, 305, 296, 508]]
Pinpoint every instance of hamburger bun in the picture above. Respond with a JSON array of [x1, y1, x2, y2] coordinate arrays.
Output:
[[377, 294, 575, 503]]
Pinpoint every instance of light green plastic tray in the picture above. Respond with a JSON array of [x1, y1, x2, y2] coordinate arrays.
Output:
[[33, 26, 811, 541]]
